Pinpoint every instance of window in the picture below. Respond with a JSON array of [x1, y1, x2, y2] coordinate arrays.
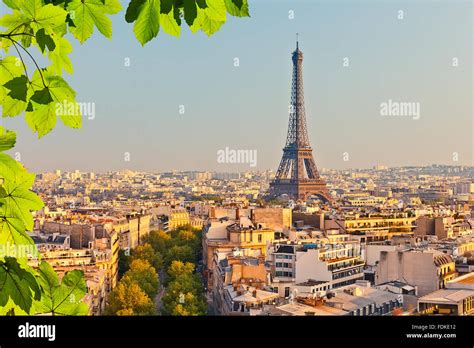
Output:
[[284, 287, 290, 297], [277, 254, 292, 260], [258, 234, 262, 243]]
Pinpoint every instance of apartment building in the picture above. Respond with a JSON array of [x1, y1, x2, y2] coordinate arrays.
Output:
[[260, 281, 402, 316], [212, 255, 278, 315], [203, 216, 276, 291], [376, 249, 456, 296], [268, 241, 364, 297], [418, 272, 474, 315]]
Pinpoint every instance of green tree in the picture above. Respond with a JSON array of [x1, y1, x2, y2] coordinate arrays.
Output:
[[130, 242, 163, 273], [105, 281, 156, 316], [159, 226, 206, 314], [143, 230, 171, 255], [0, 0, 249, 315], [177, 230, 196, 241], [161, 273, 206, 316], [167, 292, 206, 316], [165, 244, 194, 266], [167, 260, 194, 283], [122, 259, 159, 299], [118, 248, 130, 279]]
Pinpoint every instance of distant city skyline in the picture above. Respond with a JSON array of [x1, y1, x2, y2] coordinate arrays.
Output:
[[1, 0, 472, 172], [37, 163, 474, 175]]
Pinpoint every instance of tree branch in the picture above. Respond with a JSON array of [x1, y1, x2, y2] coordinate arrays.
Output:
[[11, 42, 29, 82], [8, 38, 47, 88]]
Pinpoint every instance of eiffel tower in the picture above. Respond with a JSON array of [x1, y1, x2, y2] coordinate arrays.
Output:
[[269, 38, 331, 202]]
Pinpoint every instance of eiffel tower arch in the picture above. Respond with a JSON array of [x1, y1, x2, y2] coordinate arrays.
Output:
[[269, 39, 331, 203]]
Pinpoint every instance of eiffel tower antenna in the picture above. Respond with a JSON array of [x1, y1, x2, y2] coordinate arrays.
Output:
[[269, 41, 331, 203]]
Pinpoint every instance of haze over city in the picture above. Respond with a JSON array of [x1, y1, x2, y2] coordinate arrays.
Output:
[[1, 0, 472, 173], [1, 0, 474, 339]]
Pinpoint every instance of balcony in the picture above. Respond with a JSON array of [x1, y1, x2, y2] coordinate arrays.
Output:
[[329, 261, 364, 273]]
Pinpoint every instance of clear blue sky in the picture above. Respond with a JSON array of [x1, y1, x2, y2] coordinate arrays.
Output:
[[1, 0, 472, 173]]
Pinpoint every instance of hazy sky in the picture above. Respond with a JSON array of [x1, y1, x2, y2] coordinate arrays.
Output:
[[1, 0, 472, 173]]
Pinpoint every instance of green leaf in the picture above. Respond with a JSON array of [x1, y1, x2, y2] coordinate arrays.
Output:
[[190, 10, 224, 36], [160, 11, 180, 37], [0, 56, 27, 116], [25, 103, 57, 137], [26, 69, 82, 137], [0, 155, 44, 231], [196, 0, 207, 9], [125, 0, 146, 23], [48, 36, 74, 74], [0, 153, 41, 247], [132, 0, 160, 46], [20, 0, 43, 19], [0, 9, 28, 32], [205, 0, 226, 21], [20, 24, 33, 48], [30, 87, 54, 104], [0, 56, 23, 82], [67, 0, 123, 43], [0, 215, 32, 247], [0, 89, 28, 117], [0, 127, 16, 151], [33, 3, 68, 32], [231, 0, 242, 9], [30, 69, 76, 105], [43, 0, 72, 6], [225, 0, 249, 17], [188, 0, 231, 36], [2, 0, 24, 9], [0, 1, 68, 49], [183, 0, 197, 26], [1, 1, 67, 33], [0, 37, 13, 53], [4, 75, 29, 102], [160, 0, 173, 14], [65, 12, 76, 27], [0, 257, 41, 313], [35, 28, 56, 53], [34, 261, 89, 315], [173, 4, 181, 25]]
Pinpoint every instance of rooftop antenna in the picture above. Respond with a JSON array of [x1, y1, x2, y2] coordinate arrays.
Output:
[[296, 32, 299, 49]]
